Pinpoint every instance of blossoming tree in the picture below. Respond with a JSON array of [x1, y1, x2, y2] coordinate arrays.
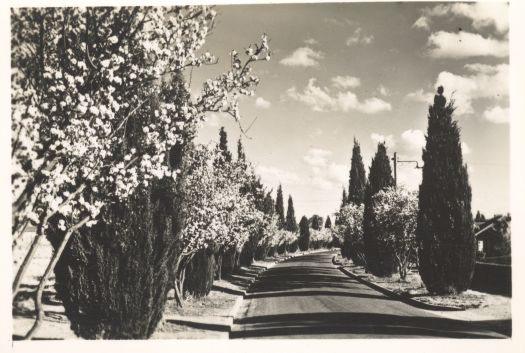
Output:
[[11, 6, 270, 339], [336, 203, 366, 266], [372, 187, 418, 279]]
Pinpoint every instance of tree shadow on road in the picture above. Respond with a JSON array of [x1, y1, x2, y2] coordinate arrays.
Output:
[[231, 312, 510, 339]]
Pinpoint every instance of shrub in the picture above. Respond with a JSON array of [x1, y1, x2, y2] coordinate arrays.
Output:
[[336, 204, 365, 266]]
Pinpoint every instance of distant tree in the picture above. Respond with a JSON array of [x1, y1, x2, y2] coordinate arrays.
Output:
[[324, 216, 332, 229], [309, 214, 323, 231], [216, 126, 232, 165], [285, 195, 298, 232], [475, 211, 486, 222], [237, 138, 246, 162], [417, 98, 475, 295], [348, 138, 367, 205], [341, 188, 348, 208], [298, 216, 311, 251], [275, 185, 285, 229], [363, 142, 395, 276], [263, 191, 274, 215]]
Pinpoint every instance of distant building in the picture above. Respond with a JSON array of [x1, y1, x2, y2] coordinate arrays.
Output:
[[475, 215, 511, 261]]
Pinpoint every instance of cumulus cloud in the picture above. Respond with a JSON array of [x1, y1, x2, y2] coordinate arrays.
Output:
[[435, 63, 508, 115], [286, 78, 392, 114], [302, 148, 347, 190], [346, 28, 374, 46], [255, 96, 271, 109], [280, 47, 324, 67], [483, 105, 509, 124], [406, 64, 508, 116], [256, 165, 301, 185], [426, 31, 508, 59], [331, 75, 361, 89], [401, 129, 426, 151], [378, 84, 390, 96], [304, 37, 319, 45], [371, 133, 396, 148], [413, 2, 509, 34], [405, 89, 433, 103]]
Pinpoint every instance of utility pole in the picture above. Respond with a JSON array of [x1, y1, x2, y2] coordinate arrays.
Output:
[[391, 152, 423, 188]]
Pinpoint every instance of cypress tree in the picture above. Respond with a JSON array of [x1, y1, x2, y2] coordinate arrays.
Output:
[[216, 126, 232, 165], [275, 184, 285, 229], [348, 138, 366, 205], [341, 188, 348, 208], [309, 215, 323, 230], [363, 142, 396, 276], [285, 195, 298, 232], [324, 216, 332, 229], [263, 192, 274, 215], [237, 138, 246, 162], [417, 97, 475, 295], [298, 216, 310, 251]]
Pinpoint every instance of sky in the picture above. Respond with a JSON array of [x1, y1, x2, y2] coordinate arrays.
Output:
[[190, 2, 510, 220]]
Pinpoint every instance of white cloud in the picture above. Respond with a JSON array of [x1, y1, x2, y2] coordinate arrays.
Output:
[[397, 167, 422, 191], [280, 47, 324, 67], [483, 105, 509, 124], [371, 133, 396, 148], [378, 84, 390, 96], [405, 89, 433, 103], [331, 75, 361, 89], [255, 97, 271, 109], [426, 31, 508, 59], [414, 3, 508, 34], [435, 63, 508, 115], [303, 148, 332, 167], [256, 165, 301, 185], [304, 37, 319, 45], [303, 148, 347, 190], [401, 129, 426, 151], [346, 28, 374, 46], [286, 78, 391, 114], [462, 142, 471, 155]]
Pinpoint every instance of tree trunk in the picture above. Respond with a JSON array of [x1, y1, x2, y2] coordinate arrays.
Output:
[[12, 223, 45, 300], [24, 216, 89, 340]]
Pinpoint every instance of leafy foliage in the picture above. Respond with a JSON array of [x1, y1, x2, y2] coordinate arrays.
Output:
[[285, 195, 298, 232], [298, 216, 310, 251], [372, 187, 418, 279], [348, 138, 366, 205], [335, 203, 365, 265]]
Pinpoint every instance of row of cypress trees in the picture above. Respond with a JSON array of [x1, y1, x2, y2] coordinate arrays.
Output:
[[340, 94, 475, 295]]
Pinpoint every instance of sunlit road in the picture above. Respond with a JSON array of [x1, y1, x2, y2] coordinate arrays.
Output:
[[231, 251, 510, 339]]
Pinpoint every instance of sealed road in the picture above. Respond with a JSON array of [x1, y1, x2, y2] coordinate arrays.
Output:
[[231, 251, 510, 339]]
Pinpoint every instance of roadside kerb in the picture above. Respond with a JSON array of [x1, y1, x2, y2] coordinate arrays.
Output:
[[333, 255, 464, 312]]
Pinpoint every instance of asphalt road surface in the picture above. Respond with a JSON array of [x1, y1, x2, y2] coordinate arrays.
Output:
[[231, 250, 510, 339]]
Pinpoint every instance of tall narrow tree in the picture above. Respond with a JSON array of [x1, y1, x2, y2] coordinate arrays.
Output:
[[348, 138, 367, 205], [285, 195, 298, 232], [309, 215, 323, 230], [216, 126, 232, 165], [275, 184, 285, 229], [298, 216, 310, 251], [324, 216, 332, 229], [341, 188, 348, 208], [363, 142, 395, 276], [237, 138, 246, 162], [263, 191, 274, 215], [417, 95, 475, 294]]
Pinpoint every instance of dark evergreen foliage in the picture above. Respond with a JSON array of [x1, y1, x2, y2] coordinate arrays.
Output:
[[348, 138, 367, 205], [184, 246, 216, 298], [263, 192, 274, 215], [309, 215, 323, 230], [341, 188, 348, 208], [275, 185, 285, 229], [215, 126, 232, 166], [324, 216, 332, 229], [237, 138, 246, 162], [298, 216, 311, 251], [475, 211, 486, 222], [285, 195, 298, 232], [363, 143, 396, 276], [417, 101, 475, 295]]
